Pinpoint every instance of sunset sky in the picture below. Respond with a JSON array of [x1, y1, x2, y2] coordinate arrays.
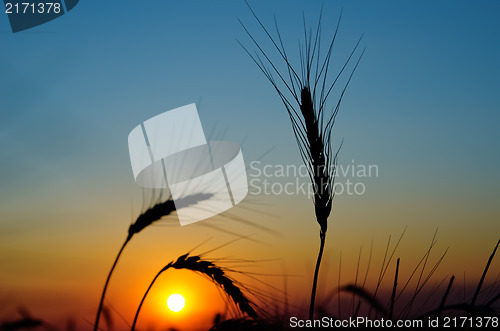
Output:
[[1, 1, 499, 330]]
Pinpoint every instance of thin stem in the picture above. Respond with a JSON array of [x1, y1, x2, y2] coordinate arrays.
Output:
[[131, 266, 168, 331], [471, 239, 499, 306], [94, 235, 131, 331], [309, 230, 326, 319], [389, 258, 400, 320], [437, 275, 455, 317]]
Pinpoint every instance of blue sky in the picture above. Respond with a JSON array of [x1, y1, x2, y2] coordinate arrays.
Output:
[[1, 0, 499, 213]]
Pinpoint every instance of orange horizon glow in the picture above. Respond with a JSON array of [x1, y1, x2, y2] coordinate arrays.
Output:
[[131, 269, 228, 330]]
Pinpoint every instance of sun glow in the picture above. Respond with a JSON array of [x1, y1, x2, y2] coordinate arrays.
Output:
[[167, 293, 185, 312]]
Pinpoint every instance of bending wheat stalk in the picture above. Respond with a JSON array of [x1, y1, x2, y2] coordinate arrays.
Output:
[[131, 253, 257, 330], [94, 193, 210, 331], [93, 198, 177, 331]]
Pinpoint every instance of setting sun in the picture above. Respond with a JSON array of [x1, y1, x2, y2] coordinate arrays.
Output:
[[167, 294, 185, 312]]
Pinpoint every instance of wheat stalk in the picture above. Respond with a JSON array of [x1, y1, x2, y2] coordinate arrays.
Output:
[[239, 2, 364, 319], [93, 196, 176, 331], [131, 253, 257, 330], [93, 193, 210, 331]]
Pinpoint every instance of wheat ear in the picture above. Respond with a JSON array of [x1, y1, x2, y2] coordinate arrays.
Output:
[[93, 198, 176, 331], [131, 253, 257, 330], [94, 193, 211, 331], [239, 2, 364, 319]]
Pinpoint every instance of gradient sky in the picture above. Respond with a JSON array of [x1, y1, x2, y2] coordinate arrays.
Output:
[[1, 1, 499, 329]]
